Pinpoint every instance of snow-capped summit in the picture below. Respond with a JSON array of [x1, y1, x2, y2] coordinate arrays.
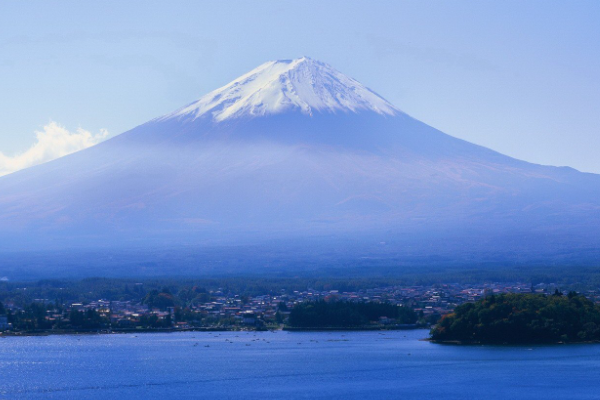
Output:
[[162, 57, 399, 122]]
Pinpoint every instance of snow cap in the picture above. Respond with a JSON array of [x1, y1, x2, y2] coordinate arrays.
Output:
[[163, 57, 399, 122]]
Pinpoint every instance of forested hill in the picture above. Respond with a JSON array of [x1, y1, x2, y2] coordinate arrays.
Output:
[[289, 301, 417, 328], [430, 292, 600, 344]]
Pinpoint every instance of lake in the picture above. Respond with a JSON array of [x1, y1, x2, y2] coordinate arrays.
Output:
[[1, 329, 599, 399]]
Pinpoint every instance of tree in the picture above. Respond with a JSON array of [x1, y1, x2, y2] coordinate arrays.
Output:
[[568, 291, 577, 299], [143, 289, 176, 310], [275, 311, 284, 324]]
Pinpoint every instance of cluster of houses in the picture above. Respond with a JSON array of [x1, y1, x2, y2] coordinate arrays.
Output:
[[1, 281, 597, 331]]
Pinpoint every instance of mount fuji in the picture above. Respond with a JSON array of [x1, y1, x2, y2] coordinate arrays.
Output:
[[1, 57, 600, 277]]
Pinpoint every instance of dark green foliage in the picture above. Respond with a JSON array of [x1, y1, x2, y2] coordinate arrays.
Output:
[[7, 302, 53, 330], [177, 286, 210, 307], [289, 301, 417, 328], [143, 289, 176, 310], [275, 311, 284, 323], [139, 313, 172, 328], [430, 293, 600, 344], [68, 309, 108, 329]]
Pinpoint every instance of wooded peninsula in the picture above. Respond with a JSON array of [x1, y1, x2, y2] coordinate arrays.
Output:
[[430, 292, 600, 344]]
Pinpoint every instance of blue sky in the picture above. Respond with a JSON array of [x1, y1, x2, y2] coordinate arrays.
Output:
[[1, 1, 599, 172]]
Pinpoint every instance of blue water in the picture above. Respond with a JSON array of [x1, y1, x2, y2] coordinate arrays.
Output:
[[1, 329, 600, 399]]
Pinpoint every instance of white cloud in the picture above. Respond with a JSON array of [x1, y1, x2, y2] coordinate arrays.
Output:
[[0, 122, 109, 176]]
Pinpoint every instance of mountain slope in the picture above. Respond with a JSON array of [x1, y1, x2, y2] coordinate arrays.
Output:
[[0, 57, 599, 274]]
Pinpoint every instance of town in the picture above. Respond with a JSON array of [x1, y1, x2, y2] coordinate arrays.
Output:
[[2, 280, 597, 334]]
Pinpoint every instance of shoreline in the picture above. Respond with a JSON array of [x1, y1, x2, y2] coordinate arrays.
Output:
[[283, 324, 423, 332], [428, 338, 600, 346], [0, 327, 260, 337], [0, 325, 427, 337]]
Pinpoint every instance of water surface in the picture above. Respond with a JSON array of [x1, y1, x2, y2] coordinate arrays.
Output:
[[1, 330, 599, 399]]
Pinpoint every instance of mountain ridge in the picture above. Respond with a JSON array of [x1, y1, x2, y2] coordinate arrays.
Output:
[[0, 57, 599, 275]]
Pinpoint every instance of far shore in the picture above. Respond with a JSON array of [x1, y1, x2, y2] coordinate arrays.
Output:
[[0, 325, 427, 337]]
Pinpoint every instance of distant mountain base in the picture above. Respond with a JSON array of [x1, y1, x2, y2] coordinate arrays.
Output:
[[1, 232, 599, 281]]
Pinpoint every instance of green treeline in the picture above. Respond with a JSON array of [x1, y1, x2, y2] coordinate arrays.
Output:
[[0, 300, 110, 331], [430, 292, 600, 344], [289, 301, 417, 328], [4, 264, 600, 306]]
